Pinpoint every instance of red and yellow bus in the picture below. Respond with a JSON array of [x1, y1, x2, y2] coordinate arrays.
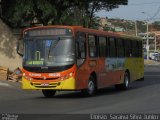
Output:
[[17, 26, 144, 97]]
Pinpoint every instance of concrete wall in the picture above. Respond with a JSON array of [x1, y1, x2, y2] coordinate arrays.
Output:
[[0, 19, 22, 71]]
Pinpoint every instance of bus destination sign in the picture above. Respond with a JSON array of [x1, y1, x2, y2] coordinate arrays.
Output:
[[28, 28, 71, 37]]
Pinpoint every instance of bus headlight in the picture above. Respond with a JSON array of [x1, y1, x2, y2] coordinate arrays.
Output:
[[23, 73, 26, 77], [58, 72, 73, 80], [23, 74, 32, 81], [69, 72, 73, 77]]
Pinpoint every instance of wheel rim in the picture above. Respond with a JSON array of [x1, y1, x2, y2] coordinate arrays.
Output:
[[125, 75, 129, 88], [88, 80, 95, 95]]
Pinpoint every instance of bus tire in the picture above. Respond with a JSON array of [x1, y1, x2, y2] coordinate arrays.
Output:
[[82, 76, 96, 96], [141, 77, 144, 81], [115, 72, 130, 90], [137, 77, 144, 81], [42, 90, 56, 98]]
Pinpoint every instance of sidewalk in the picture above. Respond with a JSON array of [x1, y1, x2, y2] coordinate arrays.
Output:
[[144, 59, 160, 66], [0, 80, 21, 88]]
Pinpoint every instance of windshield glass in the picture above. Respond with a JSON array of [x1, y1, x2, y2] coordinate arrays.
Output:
[[24, 37, 75, 67]]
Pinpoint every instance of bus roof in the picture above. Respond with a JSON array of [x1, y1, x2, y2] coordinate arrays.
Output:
[[24, 25, 142, 41]]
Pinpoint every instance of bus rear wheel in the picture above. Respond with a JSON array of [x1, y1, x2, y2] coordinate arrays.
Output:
[[42, 90, 56, 98], [82, 76, 96, 96], [115, 72, 130, 90]]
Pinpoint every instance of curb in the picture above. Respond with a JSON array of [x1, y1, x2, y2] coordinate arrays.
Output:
[[144, 64, 160, 66], [0, 81, 13, 87]]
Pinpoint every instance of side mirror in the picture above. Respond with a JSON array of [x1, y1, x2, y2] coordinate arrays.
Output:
[[17, 38, 23, 57]]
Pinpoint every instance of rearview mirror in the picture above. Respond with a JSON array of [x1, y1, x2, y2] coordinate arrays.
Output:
[[17, 38, 23, 57]]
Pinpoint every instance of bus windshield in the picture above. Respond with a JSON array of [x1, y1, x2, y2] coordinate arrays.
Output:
[[23, 37, 75, 67]]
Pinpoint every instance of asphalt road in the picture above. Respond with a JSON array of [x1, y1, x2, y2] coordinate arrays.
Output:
[[0, 65, 160, 115]]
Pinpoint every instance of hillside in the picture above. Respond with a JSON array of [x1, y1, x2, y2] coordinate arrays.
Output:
[[0, 19, 22, 71]]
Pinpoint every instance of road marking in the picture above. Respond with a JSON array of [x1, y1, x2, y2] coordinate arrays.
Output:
[[0, 82, 12, 87]]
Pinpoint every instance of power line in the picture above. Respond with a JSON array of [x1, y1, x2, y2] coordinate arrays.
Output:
[[141, 6, 160, 21], [106, 15, 160, 21], [128, 2, 160, 6], [100, 2, 160, 21], [150, 6, 160, 20]]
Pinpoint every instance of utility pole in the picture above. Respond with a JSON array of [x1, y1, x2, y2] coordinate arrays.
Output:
[[146, 21, 149, 63], [142, 12, 150, 63], [0, 0, 2, 18], [155, 34, 157, 52], [135, 20, 138, 36]]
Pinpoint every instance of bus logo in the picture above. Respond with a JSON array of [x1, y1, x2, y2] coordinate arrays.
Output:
[[29, 73, 41, 77]]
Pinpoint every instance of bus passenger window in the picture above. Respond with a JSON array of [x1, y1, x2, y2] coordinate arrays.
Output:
[[138, 41, 143, 57], [99, 37, 106, 57], [125, 40, 132, 57], [109, 37, 116, 57], [89, 35, 98, 57], [132, 40, 137, 57], [117, 39, 124, 57]]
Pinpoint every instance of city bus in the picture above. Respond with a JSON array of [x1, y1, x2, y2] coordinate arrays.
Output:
[[17, 26, 144, 97]]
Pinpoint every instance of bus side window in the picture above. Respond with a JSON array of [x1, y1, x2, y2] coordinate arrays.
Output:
[[88, 35, 98, 58], [117, 38, 124, 57], [106, 37, 109, 57], [125, 40, 132, 57], [138, 41, 142, 57], [132, 40, 138, 57], [99, 36, 106, 57], [76, 32, 86, 59], [136, 40, 139, 57], [138, 41, 143, 57], [109, 37, 116, 57]]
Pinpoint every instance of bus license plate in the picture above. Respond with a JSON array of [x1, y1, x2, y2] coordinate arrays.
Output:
[[41, 83, 49, 86]]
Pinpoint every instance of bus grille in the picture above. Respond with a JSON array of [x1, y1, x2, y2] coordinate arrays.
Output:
[[31, 82, 61, 88], [32, 78, 58, 80]]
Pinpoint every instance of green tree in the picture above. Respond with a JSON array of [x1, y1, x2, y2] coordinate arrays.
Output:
[[1, 0, 72, 27], [70, 0, 128, 28], [1, 0, 128, 28]]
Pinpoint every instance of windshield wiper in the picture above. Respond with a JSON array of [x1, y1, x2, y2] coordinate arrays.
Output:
[[47, 37, 60, 59]]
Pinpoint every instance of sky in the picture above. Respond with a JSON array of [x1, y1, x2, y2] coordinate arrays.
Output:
[[97, 0, 160, 21]]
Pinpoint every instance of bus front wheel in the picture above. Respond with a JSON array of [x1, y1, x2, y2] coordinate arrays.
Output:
[[42, 90, 56, 98]]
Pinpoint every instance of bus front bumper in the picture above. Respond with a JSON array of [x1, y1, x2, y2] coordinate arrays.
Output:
[[22, 77, 76, 90]]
